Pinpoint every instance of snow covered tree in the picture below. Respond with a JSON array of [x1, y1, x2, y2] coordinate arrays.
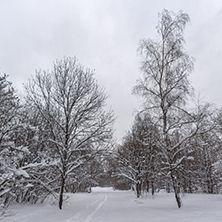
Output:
[[116, 112, 161, 197], [0, 74, 24, 210], [117, 132, 144, 198], [25, 57, 114, 209], [0, 75, 56, 212], [198, 106, 222, 193], [67, 156, 106, 193], [136, 113, 163, 195], [13, 102, 59, 204], [133, 10, 203, 208]]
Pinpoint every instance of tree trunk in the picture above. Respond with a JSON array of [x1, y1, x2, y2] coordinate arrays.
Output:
[[166, 181, 171, 193], [136, 182, 141, 198], [146, 180, 149, 193], [151, 181, 155, 195], [171, 174, 182, 208], [59, 176, 65, 210], [207, 178, 214, 194], [173, 187, 182, 208]]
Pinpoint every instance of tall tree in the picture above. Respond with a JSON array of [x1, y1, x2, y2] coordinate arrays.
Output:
[[25, 57, 114, 209], [133, 10, 200, 208]]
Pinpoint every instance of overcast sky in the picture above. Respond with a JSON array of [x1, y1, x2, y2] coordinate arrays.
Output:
[[1, 0, 222, 142]]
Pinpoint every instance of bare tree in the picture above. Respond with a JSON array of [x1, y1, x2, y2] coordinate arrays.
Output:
[[133, 10, 200, 208], [25, 57, 114, 209]]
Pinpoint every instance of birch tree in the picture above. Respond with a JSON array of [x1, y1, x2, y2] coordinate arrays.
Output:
[[25, 57, 114, 209], [133, 10, 200, 208]]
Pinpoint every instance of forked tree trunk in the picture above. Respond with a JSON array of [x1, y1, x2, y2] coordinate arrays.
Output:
[[59, 176, 65, 210]]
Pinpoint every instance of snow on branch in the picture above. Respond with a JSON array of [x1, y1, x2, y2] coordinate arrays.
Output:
[[116, 171, 138, 184]]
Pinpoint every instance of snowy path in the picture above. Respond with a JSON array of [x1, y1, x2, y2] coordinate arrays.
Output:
[[1, 187, 110, 222], [65, 191, 107, 222], [2, 188, 222, 222]]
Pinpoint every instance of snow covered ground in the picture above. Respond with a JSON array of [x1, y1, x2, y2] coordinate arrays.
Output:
[[2, 187, 222, 222]]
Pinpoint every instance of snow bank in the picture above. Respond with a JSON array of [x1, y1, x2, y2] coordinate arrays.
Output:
[[91, 187, 115, 192]]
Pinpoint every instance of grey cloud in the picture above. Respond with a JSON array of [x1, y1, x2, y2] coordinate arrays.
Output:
[[0, 0, 222, 141]]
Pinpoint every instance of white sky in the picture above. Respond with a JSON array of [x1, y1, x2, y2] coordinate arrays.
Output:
[[1, 0, 222, 142]]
